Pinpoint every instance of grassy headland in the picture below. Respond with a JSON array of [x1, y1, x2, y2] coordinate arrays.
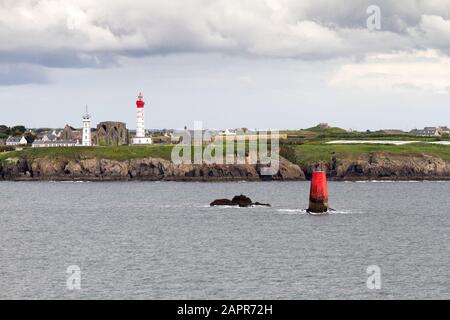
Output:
[[281, 143, 450, 167], [278, 125, 450, 166], [0, 145, 174, 163], [281, 125, 450, 144]]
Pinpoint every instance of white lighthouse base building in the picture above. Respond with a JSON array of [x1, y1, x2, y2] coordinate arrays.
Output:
[[132, 137, 152, 145]]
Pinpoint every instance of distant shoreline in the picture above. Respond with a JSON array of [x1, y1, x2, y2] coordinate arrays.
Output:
[[2, 143, 450, 182], [3, 179, 450, 183]]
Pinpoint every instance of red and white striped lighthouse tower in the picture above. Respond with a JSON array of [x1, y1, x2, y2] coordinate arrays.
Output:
[[132, 92, 152, 145]]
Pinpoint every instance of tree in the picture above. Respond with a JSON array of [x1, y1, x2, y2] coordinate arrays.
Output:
[[11, 125, 26, 136], [35, 128, 52, 133], [0, 125, 10, 135]]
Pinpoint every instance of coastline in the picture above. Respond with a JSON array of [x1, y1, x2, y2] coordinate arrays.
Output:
[[4, 176, 450, 182], [2, 152, 450, 182]]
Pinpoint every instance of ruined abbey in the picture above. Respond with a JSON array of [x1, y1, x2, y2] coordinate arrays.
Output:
[[95, 122, 129, 146]]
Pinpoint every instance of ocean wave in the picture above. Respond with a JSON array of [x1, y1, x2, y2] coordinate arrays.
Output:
[[276, 209, 356, 215], [49, 180, 91, 183], [276, 209, 307, 214], [354, 180, 420, 183]]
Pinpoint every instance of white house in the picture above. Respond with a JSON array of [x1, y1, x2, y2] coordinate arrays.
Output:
[[6, 136, 28, 146], [438, 126, 450, 135], [410, 126, 450, 137], [41, 133, 58, 142], [170, 129, 219, 145], [221, 129, 237, 136], [32, 140, 79, 148]]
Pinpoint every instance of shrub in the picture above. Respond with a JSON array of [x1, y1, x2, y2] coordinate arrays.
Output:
[[0, 146, 14, 152]]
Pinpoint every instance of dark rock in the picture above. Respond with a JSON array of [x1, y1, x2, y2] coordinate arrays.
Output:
[[231, 194, 253, 207], [253, 202, 271, 207], [210, 194, 271, 207], [210, 199, 235, 206]]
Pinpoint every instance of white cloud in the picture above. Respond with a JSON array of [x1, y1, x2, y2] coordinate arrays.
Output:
[[329, 50, 450, 93], [409, 15, 450, 50]]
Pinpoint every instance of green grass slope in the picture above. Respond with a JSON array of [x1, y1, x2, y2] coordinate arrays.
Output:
[[283, 143, 450, 166], [0, 145, 174, 163]]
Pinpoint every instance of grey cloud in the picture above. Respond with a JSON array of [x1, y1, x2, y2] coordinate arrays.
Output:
[[1, 0, 450, 68], [0, 50, 118, 68]]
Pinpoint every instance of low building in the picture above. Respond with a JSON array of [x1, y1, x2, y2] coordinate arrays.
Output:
[[6, 136, 28, 146], [214, 132, 288, 142], [32, 140, 79, 148], [220, 129, 237, 136], [36, 129, 60, 140], [439, 126, 450, 135], [410, 126, 450, 137], [171, 129, 220, 145], [169, 132, 182, 144], [380, 129, 407, 135], [61, 125, 81, 141], [317, 123, 330, 129], [410, 127, 440, 137], [42, 133, 58, 142], [152, 135, 172, 144]]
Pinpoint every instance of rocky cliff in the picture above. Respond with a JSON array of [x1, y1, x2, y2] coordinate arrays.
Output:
[[0, 156, 305, 181], [2, 152, 450, 181], [303, 152, 450, 181]]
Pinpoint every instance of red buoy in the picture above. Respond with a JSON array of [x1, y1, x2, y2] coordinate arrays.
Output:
[[308, 170, 329, 214]]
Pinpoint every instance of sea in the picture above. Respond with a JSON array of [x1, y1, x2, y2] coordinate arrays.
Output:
[[0, 181, 449, 299]]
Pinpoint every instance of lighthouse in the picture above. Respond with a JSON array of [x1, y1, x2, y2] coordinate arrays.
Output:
[[82, 106, 92, 146], [132, 92, 152, 145]]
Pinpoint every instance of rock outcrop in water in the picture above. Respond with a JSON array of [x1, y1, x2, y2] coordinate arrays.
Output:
[[210, 195, 271, 207], [0, 156, 305, 181]]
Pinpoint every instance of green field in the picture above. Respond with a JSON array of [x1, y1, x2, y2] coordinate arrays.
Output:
[[283, 143, 450, 166], [0, 145, 175, 163], [281, 125, 450, 143], [0, 142, 272, 164]]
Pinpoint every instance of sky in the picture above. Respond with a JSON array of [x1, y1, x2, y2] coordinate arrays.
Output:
[[0, 0, 450, 131]]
